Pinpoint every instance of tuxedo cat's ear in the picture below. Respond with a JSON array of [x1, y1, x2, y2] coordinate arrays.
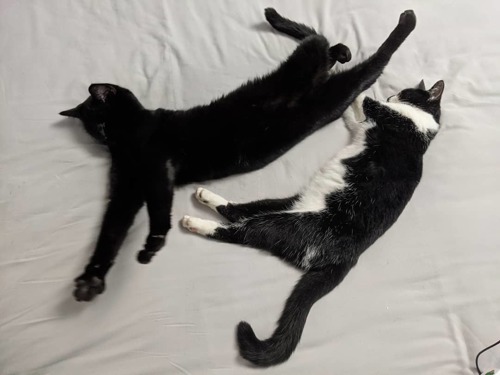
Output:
[[428, 80, 445, 102], [417, 79, 426, 90], [59, 107, 81, 118], [89, 84, 117, 103]]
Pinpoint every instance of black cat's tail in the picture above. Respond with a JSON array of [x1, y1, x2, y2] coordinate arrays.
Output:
[[264, 8, 317, 40], [237, 263, 353, 367]]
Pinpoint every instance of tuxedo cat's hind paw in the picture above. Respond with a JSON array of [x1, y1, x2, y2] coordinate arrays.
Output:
[[195, 187, 228, 211], [73, 274, 105, 302], [182, 215, 220, 236]]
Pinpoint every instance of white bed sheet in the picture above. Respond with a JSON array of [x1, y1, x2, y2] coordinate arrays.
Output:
[[2, 1, 500, 374]]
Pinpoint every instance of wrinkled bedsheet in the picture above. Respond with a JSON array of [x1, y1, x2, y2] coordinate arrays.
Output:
[[1, 1, 500, 374]]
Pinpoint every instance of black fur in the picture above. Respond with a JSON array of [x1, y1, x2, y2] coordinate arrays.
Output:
[[186, 82, 444, 366], [60, 9, 417, 301]]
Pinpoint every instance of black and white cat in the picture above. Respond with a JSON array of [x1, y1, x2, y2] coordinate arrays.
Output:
[[182, 80, 445, 366], [59, 8, 417, 301]]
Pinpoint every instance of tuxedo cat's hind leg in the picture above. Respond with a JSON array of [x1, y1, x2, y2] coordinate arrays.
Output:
[[183, 211, 324, 270], [195, 187, 298, 222]]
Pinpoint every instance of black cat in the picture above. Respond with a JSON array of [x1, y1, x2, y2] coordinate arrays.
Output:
[[60, 8, 417, 301], [183, 80, 445, 366]]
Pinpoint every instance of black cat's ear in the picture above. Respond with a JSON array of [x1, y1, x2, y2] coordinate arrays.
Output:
[[428, 80, 445, 102], [59, 107, 81, 118], [417, 79, 426, 90], [89, 84, 117, 103]]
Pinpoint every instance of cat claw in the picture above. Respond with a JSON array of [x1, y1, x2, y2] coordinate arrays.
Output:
[[73, 274, 105, 302]]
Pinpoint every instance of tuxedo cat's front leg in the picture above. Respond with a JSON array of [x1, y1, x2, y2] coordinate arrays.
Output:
[[136, 163, 174, 264], [74, 166, 144, 301], [343, 94, 367, 131], [195, 187, 298, 222]]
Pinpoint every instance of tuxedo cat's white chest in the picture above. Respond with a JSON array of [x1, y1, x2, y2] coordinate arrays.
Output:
[[290, 126, 371, 213]]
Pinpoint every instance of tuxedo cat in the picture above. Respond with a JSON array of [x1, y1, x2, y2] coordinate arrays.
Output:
[[59, 8, 417, 301], [182, 80, 445, 366]]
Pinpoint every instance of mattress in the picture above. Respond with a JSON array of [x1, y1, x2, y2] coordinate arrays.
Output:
[[1, 1, 500, 374]]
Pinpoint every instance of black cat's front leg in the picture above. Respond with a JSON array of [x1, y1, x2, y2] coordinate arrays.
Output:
[[74, 167, 144, 301], [136, 164, 174, 264]]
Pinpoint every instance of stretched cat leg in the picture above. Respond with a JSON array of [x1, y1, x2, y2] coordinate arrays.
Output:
[[308, 10, 416, 122], [342, 10, 416, 92], [264, 8, 351, 68], [194, 187, 298, 222], [182, 211, 326, 269], [137, 162, 175, 264], [74, 164, 144, 302]]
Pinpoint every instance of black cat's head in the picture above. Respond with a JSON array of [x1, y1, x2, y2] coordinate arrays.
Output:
[[388, 80, 445, 123], [59, 84, 143, 144]]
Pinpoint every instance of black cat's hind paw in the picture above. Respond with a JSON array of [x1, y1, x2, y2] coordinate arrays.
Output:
[[137, 249, 156, 264], [329, 43, 351, 64], [398, 10, 416, 31], [73, 275, 105, 302]]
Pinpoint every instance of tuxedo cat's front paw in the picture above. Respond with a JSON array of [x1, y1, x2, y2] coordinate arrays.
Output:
[[73, 274, 105, 302], [195, 187, 228, 211], [182, 215, 219, 236]]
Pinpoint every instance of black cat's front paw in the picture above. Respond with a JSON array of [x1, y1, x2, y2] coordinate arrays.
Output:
[[73, 274, 105, 302], [136, 235, 166, 264], [137, 249, 156, 264], [398, 10, 416, 31]]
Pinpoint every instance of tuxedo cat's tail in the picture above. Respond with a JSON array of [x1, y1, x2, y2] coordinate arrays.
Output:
[[237, 263, 352, 367], [265, 8, 317, 40]]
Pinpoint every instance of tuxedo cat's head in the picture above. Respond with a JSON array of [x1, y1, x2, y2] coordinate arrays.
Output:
[[388, 80, 445, 123], [59, 84, 143, 143]]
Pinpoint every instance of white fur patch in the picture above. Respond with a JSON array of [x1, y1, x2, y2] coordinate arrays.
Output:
[[182, 215, 220, 236], [301, 246, 318, 269], [290, 122, 372, 213], [195, 188, 228, 211], [166, 160, 176, 182], [384, 98, 439, 133]]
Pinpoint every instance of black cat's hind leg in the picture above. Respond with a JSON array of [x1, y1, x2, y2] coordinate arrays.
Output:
[[194, 187, 298, 222]]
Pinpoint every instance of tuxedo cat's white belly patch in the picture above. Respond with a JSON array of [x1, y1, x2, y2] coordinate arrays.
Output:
[[290, 126, 371, 213]]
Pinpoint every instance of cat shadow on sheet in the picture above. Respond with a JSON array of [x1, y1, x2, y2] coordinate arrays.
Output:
[[53, 118, 109, 159]]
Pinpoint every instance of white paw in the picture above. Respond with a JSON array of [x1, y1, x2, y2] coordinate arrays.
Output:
[[182, 215, 219, 236], [195, 187, 228, 210]]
